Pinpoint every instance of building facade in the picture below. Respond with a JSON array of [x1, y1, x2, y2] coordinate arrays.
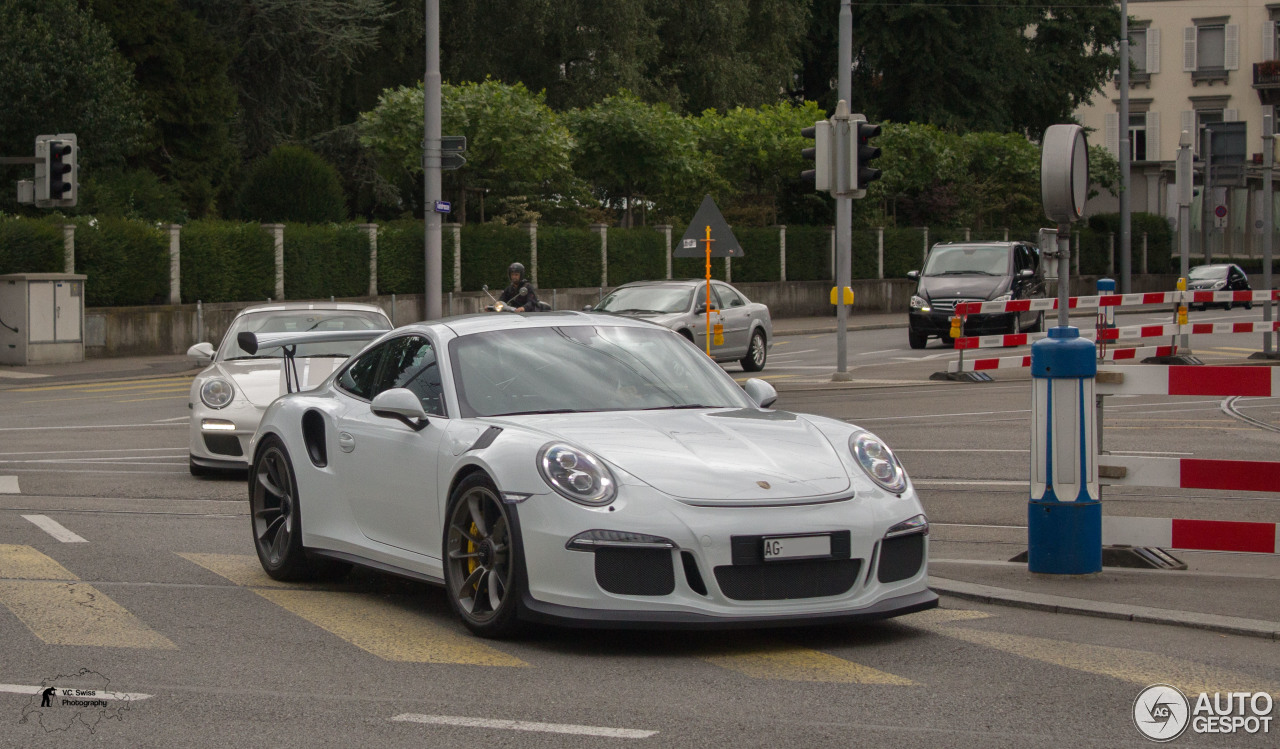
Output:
[[1075, 0, 1280, 258]]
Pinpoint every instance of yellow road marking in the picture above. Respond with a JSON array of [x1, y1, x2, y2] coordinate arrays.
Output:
[[180, 553, 526, 666], [906, 608, 1280, 697], [701, 637, 914, 684], [11, 377, 191, 393], [0, 581, 176, 649], [76, 382, 195, 394], [118, 395, 192, 403], [0, 545, 175, 649]]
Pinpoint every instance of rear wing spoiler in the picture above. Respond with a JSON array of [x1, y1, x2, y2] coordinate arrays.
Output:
[[237, 329, 385, 393]]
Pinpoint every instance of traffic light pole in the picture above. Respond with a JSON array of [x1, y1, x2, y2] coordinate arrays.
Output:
[[833, 0, 852, 382], [423, 0, 443, 320]]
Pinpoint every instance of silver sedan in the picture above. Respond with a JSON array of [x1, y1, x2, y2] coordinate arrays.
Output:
[[588, 280, 773, 371]]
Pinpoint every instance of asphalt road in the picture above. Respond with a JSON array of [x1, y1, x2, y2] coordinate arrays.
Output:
[[1, 316, 1278, 747]]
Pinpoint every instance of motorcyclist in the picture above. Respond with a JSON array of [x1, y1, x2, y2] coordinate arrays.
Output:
[[498, 262, 539, 312]]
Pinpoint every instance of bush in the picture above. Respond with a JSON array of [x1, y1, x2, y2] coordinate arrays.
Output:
[[604, 228, 665, 286], [1081, 212, 1175, 275], [284, 224, 369, 300], [784, 226, 833, 281], [0, 217, 63, 274], [72, 218, 168, 306], [538, 227, 601, 289], [731, 228, 782, 283], [459, 224, 530, 292], [237, 145, 347, 224], [77, 169, 187, 223], [180, 221, 274, 303]]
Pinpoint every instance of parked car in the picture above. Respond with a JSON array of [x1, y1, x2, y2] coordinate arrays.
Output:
[[247, 313, 936, 636], [1187, 264, 1252, 310], [907, 242, 1047, 349], [586, 280, 772, 371], [186, 302, 392, 475]]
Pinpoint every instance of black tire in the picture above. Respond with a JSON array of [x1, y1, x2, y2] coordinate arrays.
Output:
[[740, 330, 767, 371], [1245, 301, 1253, 310], [941, 333, 956, 348], [250, 437, 349, 581], [189, 456, 216, 477], [908, 329, 927, 349], [444, 473, 523, 638]]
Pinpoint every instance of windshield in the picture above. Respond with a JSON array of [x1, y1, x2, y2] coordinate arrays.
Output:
[[923, 246, 1011, 277], [1188, 265, 1229, 280], [219, 310, 391, 360], [449, 325, 753, 417], [595, 286, 694, 314]]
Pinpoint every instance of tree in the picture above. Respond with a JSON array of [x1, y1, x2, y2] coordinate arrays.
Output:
[[237, 145, 347, 223], [0, 0, 147, 200], [798, 0, 1120, 138], [358, 80, 582, 223], [564, 92, 720, 226], [86, 0, 239, 217]]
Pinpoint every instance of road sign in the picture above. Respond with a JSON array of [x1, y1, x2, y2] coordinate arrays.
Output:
[[441, 153, 465, 170], [1213, 204, 1228, 219], [441, 135, 466, 152], [673, 195, 742, 258], [434, 200, 452, 214]]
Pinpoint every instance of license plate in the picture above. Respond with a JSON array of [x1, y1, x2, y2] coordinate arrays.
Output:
[[761, 534, 831, 561]]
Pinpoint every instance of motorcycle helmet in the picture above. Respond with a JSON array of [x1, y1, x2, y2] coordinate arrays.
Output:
[[508, 262, 525, 283]]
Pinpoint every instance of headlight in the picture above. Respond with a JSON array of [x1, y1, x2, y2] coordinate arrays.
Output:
[[849, 432, 907, 494], [538, 443, 617, 506], [200, 378, 234, 409], [1212, 280, 1226, 289], [910, 295, 930, 312], [991, 292, 1012, 303]]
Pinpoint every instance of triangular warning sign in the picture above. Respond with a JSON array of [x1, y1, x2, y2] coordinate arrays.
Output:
[[673, 195, 742, 258]]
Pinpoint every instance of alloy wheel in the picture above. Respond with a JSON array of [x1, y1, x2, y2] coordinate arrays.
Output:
[[252, 446, 295, 567], [446, 486, 512, 622]]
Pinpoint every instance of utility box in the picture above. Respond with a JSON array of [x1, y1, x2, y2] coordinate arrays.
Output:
[[0, 273, 87, 366]]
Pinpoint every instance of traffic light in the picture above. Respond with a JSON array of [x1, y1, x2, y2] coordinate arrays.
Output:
[[34, 134, 78, 207], [853, 118, 882, 193], [800, 120, 832, 192]]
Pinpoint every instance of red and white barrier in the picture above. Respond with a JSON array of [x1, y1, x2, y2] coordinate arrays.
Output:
[[955, 289, 1278, 316], [1096, 320, 1280, 342], [949, 345, 1176, 373], [1099, 455, 1280, 493], [1096, 364, 1280, 397], [1102, 516, 1280, 554]]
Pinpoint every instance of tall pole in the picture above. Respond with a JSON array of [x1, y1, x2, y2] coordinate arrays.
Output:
[[423, 0, 443, 320], [1202, 130, 1213, 264], [833, 0, 853, 381], [1176, 129, 1193, 352], [1263, 108, 1275, 357], [1118, 0, 1131, 293]]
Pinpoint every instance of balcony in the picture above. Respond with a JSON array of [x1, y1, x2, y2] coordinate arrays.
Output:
[[1255, 61, 1280, 105]]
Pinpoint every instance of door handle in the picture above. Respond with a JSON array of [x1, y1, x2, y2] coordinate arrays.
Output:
[[337, 432, 356, 453]]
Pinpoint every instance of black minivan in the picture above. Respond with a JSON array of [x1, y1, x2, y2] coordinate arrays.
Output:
[[906, 242, 1047, 349]]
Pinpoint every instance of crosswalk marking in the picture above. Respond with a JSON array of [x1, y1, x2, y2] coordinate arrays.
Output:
[[0, 581, 177, 649], [180, 553, 526, 667], [22, 515, 87, 543], [904, 608, 1280, 697], [0, 543, 77, 579], [0, 476, 17, 494], [701, 637, 914, 684]]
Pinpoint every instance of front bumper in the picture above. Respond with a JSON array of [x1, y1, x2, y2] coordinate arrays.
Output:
[[909, 310, 1016, 337], [510, 481, 934, 627], [188, 400, 265, 466]]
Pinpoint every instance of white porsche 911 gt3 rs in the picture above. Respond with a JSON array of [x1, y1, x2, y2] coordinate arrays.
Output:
[[248, 311, 937, 637]]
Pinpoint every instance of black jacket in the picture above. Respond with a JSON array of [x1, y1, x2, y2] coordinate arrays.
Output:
[[499, 280, 539, 312]]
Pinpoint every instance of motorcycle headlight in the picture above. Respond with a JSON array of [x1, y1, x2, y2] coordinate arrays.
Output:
[[910, 295, 930, 312], [991, 292, 1012, 303], [538, 443, 617, 506], [849, 432, 907, 494], [200, 378, 234, 409]]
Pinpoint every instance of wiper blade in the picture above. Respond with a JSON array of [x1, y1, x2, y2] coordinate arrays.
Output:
[[224, 355, 275, 361], [639, 404, 716, 410], [488, 408, 581, 416]]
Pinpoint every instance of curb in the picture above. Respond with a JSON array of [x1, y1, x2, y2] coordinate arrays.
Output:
[[929, 576, 1280, 641], [0, 367, 199, 392]]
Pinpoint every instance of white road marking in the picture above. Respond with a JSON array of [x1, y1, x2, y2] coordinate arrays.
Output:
[[861, 349, 905, 356], [0, 684, 151, 701], [897, 449, 1027, 453], [0, 468, 187, 475], [0, 476, 18, 494], [0, 447, 185, 457], [0, 371, 49, 379], [153, 416, 189, 422], [0, 423, 186, 432], [390, 714, 657, 739], [22, 515, 87, 543]]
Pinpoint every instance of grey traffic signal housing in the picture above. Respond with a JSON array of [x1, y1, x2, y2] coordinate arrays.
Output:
[[34, 134, 78, 208], [852, 116, 882, 196], [801, 120, 833, 192]]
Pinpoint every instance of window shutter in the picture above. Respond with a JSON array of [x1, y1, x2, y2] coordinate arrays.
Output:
[[1181, 110, 1196, 153], [1147, 27, 1161, 73], [1105, 113, 1120, 158], [1265, 21, 1277, 61], [1183, 26, 1197, 71], [1224, 108, 1238, 122], [1224, 25, 1239, 70], [1146, 111, 1161, 162]]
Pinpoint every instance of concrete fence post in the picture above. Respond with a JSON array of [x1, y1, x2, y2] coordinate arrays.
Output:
[[776, 225, 787, 282], [591, 223, 608, 287], [656, 224, 673, 279], [168, 224, 181, 305], [1003, 227, 1010, 242], [448, 223, 462, 293], [1108, 232, 1115, 276], [877, 226, 884, 280], [1142, 232, 1148, 275], [264, 223, 285, 300], [62, 224, 75, 273], [963, 227, 971, 242], [725, 255, 732, 284], [524, 222, 538, 287], [922, 226, 929, 264], [359, 223, 378, 297]]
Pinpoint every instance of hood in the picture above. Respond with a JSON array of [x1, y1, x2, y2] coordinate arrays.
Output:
[[917, 275, 1008, 302], [218, 358, 344, 407], [492, 409, 851, 502]]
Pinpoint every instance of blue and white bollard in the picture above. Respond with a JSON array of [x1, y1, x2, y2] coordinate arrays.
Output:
[[1028, 326, 1101, 574], [1096, 278, 1115, 332]]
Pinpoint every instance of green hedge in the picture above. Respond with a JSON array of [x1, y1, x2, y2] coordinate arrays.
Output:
[[284, 224, 369, 300], [459, 224, 530, 292], [605, 228, 665, 286], [374, 220, 458, 295], [180, 221, 275, 303], [1078, 212, 1175, 275], [73, 218, 168, 306], [0, 217, 63, 275], [538, 226, 601, 289]]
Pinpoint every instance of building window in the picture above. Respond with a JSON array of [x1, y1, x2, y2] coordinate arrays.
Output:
[[1129, 114, 1147, 161], [1185, 18, 1237, 83], [1198, 25, 1225, 70], [1131, 29, 1148, 74]]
